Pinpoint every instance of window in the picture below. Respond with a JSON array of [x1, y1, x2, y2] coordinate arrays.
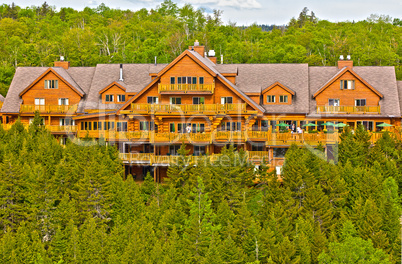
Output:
[[261, 120, 269, 131], [221, 122, 241, 131], [221, 97, 233, 104], [355, 99, 366, 107], [181, 77, 187, 84], [328, 99, 340, 106], [170, 77, 175, 84], [279, 95, 288, 103], [102, 122, 114, 130], [170, 123, 175, 133], [58, 98, 69, 105], [267, 95, 276, 103], [147, 97, 159, 104], [340, 80, 355, 90], [140, 121, 149, 131], [35, 98, 45, 105], [251, 143, 264, 151], [59, 118, 75, 126], [178, 77, 182, 84], [273, 148, 287, 158], [105, 94, 114, 102], [193, 97, 205, 104], [194, 145, 206, 156], [192, 77, 197, 84], [199, 77, 204, 85], [170, 97, 181, 104], [357, 121, 373, 131], [81, 121, 92, 130], [117, 95, 126, 102], [44, 80, 58, 89], [187, 77, 192, 84], [117, 122, 128, 132], [169, 145, 181, 156]]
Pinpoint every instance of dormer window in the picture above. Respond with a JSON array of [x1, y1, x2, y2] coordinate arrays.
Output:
[[45, 80, 58, 89], [279, 95, 288, 103], [105, 95, 114, 102], [117, 95, 126, 102], [267, 95, 275, 103], [340, 80, 355, 90]]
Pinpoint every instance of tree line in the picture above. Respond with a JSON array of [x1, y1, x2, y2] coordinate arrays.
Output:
[[0, 114, 401, 263], [0, 1, 401, 96]]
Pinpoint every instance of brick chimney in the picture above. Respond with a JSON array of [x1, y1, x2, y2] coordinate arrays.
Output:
[[189, 40, 205, 57], [338, 55, 353, 69], [54, 56, 70, 69]]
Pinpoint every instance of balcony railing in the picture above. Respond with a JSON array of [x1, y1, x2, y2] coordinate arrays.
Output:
[[46, 125, 78, 133], [127, 103, 250, 115], [158, 84, 215, 93], [20, 104, 78, 114], [152, 132, 212, 143], [317, 105, 381, 114]]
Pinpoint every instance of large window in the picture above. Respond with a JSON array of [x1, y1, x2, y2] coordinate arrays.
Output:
[[59, 118, 75, 126], [355, 99, 366, 107], [35, 98, 45, 105], [340, 80, 355, 90], [170, 123, 175, 133], [139, 121, 155, 131], [221, 97, 233, 104], [58, 98, 69, 105], [267, 95, 275, 103], [279, 95, 288, 103], [193, 97, 205, 104], [44, 80, 58, 89], [221, 122, 241, 131], [105, 95, 114, 102], [328, 99, 340, 106], [147, 97, 159, 104], [169, 145, 181, 156], [170, 77, 175, 84], [199, 77, 204, 85], [191, 123, 205, 133], [170, 97, 181, 104], [357, 121, 374, 131]]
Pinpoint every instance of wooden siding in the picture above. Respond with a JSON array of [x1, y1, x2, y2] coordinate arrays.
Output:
[[315, 71, 381, 107], [21, 71, 81, 107]]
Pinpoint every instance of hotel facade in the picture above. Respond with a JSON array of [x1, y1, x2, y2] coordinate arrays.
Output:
[[1, 42, 401, 180]]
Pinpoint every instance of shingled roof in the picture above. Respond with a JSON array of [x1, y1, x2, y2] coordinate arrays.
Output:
[[0, 94, 4, 102]]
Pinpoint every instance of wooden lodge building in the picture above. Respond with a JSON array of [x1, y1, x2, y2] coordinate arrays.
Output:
[[1, 41, 402, 180]]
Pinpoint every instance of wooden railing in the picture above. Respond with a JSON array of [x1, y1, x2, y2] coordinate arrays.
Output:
[[152, 132, 212, 143], [20, 104, 78, 114], [317, 105, 381, 114], [46, 125, 78, 133], [127, 103, 249, 115], [158, 84, 215, 93]]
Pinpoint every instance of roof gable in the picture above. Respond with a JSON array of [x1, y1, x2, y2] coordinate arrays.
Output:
[[99, 81, 126, 94], [262, 81, 295, 95], [19, 68, 85, 97], [313, 67, 383, 98]]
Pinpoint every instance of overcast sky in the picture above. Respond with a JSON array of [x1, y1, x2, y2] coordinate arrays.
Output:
[[3, 0, 402, 25]]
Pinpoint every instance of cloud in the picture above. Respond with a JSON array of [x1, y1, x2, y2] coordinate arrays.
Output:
[[185, 0, 261, 9], [88, 0, 98, 5]]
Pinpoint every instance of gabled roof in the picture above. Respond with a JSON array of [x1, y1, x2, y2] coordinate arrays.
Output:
[[262, 81, 295, 95], [99, 81, 126, 94], [156, 50, 218, 78], [118, 49, 266, 114], [19, 67, 85, 97], [313, 67, 383, 98], [309, 66, 400, 117]]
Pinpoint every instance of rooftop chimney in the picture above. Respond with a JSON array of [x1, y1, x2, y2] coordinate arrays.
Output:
[[338, 55, 353, 69], [189, 40, 205, 57], [54, 56, 70, 69], [119, 64, 124, 82]]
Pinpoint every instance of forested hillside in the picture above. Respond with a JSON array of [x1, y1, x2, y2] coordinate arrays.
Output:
[[0, 115, 401, 263], [0, 1, 401, 96]]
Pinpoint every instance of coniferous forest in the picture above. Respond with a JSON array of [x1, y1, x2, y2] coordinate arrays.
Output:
[[0, 116, 402, 263], [0, 1, 401, 96]]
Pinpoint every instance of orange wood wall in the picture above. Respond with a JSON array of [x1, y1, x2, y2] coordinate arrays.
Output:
[[262, 85, 292, 105], [102, 85, 127, 104], [22, 71, 81, 106], [315, 71, 381, 106]]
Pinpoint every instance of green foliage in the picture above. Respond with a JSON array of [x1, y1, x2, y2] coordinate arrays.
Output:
[[0, 113, 402, 262]]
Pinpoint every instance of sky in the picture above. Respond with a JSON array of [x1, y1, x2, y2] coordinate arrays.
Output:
[[3, 0, 402, 25]]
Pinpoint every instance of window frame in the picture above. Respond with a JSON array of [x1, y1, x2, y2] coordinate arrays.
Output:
[[355, 99, 366, 107], [35, 98, 45, 105], [105, 94, 114, 102], [147, 96, 159, 104], [170, 97, 181, 104], [192, 97, 205, 105], [340, 80, 355, 90], [221, 96, 233, 104], [328, 98, 340, 106], [44, 80, 58, 89], [279, 95, 288, 103], [266, 95, 276, 103], [117, 95, 126, 102]]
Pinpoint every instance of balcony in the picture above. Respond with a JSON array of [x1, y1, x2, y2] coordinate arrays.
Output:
[[158, 84, 214, 94], [317, 105, 381, 114], [46, 125, 78, 133], [77, 130, 150, 141], [20, 104, 78, 114], [125, 103, 252, 115], [152, 132, 212, 144]]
